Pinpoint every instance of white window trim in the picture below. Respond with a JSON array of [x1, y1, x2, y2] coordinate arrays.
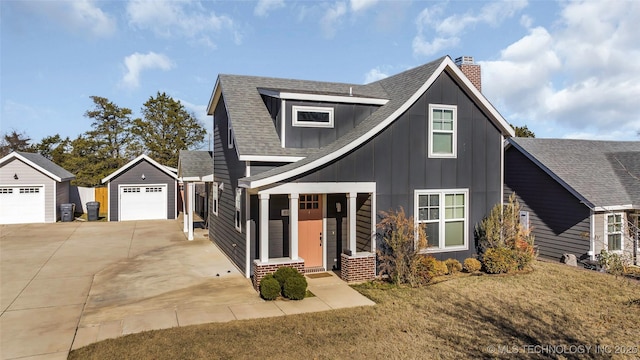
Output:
[[234, 188, 242, 232], [228, 126, 234, 149], [415, 189, 469, 253], [428, 104, 457, 158], [605, 212, 624, 253], [292, 105, 334, 128], [212, 182, 219, 216]]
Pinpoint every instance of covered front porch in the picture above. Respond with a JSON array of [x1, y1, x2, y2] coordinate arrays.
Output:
[[248, 182, 377, 289]]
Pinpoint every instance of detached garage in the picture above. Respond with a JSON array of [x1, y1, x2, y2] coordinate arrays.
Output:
[[102, 154, 178, 222], [0, 151, 75, 224]]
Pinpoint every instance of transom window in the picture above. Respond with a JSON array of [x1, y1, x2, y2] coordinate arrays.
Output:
[[123, 187, 140, 193], [428, 104, 457, 158], [292, 105, 334, 128], [145, 187, 162, 193], [416, 189, 468, 251], [606, 213, 623, 251], [299, 194, 320, 210], [0, 188, 13, 194]]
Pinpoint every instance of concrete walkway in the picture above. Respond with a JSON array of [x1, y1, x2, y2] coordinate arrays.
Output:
[[0, 220, 374, 360]]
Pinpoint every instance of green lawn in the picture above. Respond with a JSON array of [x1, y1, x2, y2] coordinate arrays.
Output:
[[69, 261, 640, 359]]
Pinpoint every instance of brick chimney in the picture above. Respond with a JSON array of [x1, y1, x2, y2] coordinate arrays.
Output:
[[455, 56, 481, 92]]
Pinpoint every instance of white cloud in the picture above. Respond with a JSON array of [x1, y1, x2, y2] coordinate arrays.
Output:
[[350, 0, 378, 12], [20, 0, 116, 37], [364, 67, 389, 83], [413, 0, 527, 56], [126, 0, 238, 47], [254, 0, 285, 17], [121, 52, 175, 89], [320, 2, 347, 38], [481, 0, 640, 140]]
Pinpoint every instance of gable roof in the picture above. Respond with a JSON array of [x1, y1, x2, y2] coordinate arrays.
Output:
[[178, 150, 213, 181], [508, 137, 640, 210], [237, 56, 514, 189], [101, 154, 178, 183], [0, 151, 75, 182]]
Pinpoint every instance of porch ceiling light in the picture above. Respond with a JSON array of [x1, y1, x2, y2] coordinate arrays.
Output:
[[13, 173, 18, 180]]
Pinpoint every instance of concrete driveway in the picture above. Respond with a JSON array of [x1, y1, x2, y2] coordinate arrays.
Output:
[[0, 220, 259, 360]]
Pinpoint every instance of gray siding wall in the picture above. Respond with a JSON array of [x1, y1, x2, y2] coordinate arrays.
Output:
[[356, 193, 372, 252], [327, 194, 348, 270], [250, 162, 287, 176], [210, 95, 247, 274], [292, 72, 503, 261], [56, 180, 71, 221], [284, 100, 379, 149], [0, 158, 56, 222], [107, 160, 177, 221], [504, 147, 591, 261]]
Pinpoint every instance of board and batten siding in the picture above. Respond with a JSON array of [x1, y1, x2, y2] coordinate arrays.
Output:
[[283, 100, 379, 149], [107, 160, 177, 221], [291, 72, 503, 261], [0, 158, 56, 222], [210, 94, 247, 274], [56, 180, 71, 221], [504, 147, 591, 261]]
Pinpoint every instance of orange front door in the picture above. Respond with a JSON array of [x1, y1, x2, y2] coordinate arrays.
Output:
[[298, 194, 323, 268]]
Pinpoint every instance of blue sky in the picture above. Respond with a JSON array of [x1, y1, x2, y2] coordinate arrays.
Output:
[[2, 0, 639, 145]]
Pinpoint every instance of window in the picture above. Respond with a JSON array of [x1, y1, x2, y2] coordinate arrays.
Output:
[[228, 125, 234, 149], [0, 188, 13, 194], [234, 188, 242, 232], [299, 194, 320, 209], [212, 182, 219, 216], [145, 187, 162, 193], [20, 187, 40, 194], [606, 213, 623, 251], [123, 187, 140, 193], [428, 104, 457, 158], [292, 105, 334, 128], [416, 189, 468, 251]]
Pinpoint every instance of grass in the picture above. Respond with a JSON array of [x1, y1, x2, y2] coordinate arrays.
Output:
[[69, 261, 640, 360]]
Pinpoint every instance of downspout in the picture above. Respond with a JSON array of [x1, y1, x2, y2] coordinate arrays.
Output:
[[589, 210, 596, 261]]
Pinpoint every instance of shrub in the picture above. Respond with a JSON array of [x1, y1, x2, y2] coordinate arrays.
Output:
[[259, 274, 281, 300], [463, 258, 482, 273], [434, 260, 449, 276], [444, 258, 462, 274], [377, 207, 428, 287], [283, 275, 308, 300], [274, 266, 301, 289], [597, 250, 628, 277], [483, 247, 518, 274], [412, 255, 437, 285]]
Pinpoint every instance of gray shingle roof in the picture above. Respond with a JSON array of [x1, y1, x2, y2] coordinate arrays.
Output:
[[217, 73, 389, 158], [509, 138, 640, 209], [14, 151, 75, 181], [178, 150, 213, 178]]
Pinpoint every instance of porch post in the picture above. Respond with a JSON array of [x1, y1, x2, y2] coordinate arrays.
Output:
[[259, 193, 270, 262], [188, 182, 194, 241], [182, 183, 188, 233], [348, 192, 357, 254], [289, 193, 299, 260]]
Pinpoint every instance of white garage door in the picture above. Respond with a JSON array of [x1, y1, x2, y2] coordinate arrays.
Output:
[[0, 186, 46, 224], [119, 185, 167, 221]]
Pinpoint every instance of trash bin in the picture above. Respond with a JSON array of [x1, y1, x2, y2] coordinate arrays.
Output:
[[86, 201, 100, 221], [60, 203, 75, 222]]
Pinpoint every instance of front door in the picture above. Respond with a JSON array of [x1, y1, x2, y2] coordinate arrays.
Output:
[[298, 194, 323, 268]]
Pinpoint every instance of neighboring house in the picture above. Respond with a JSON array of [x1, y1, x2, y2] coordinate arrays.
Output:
[[206, 55, 515, 289], [177, 150, 213, 240], [504, 138, 640, 265], [101, 154, 178, 222], [0, 151, 75, 224]]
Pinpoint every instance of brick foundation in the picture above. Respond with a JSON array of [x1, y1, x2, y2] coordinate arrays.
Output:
[[340, 252, 376, 282], [252, 259, 305, 291]]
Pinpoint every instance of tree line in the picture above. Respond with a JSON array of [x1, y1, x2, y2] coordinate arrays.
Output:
[[0, 92, 206, 187]]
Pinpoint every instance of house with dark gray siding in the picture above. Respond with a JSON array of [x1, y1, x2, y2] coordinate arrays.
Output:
[[504, 138, 640, 265], [206, 55, 515, 288]]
